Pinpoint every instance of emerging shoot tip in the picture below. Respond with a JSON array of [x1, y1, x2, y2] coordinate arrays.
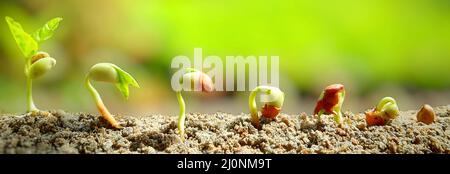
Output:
[[248, 86, 284, 128], [314, 84, 345, 124], [365, 97, 400, 126]]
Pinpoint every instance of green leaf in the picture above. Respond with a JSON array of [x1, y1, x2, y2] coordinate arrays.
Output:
[[111, 65, 140, 100], [5, 16, 38, 58], [32, 17, 63, 43]]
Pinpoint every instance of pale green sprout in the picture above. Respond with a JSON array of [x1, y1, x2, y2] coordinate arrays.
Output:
[[248, 86, 284, 128], [365, 97, 400, 126], [176, 68, 214, 141], [5, 16, 63, 112], [85, 63, 140, 128], [375, 97, 399, 120]]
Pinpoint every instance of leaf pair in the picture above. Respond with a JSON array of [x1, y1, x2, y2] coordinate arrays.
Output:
[[88, 63, 140, 100], [5, 16, 63, 58]]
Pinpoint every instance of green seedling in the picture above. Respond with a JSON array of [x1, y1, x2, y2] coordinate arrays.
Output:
[[365, 97, 399, 126], [314, 84, 345, 124], [85, 63, 139, 128], [248, 86, 284, 128], [5, 16, 63, 112], [176, 68, 214, 141]]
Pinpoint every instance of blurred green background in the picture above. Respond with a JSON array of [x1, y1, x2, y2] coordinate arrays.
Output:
[[0, 0, 449, 116]]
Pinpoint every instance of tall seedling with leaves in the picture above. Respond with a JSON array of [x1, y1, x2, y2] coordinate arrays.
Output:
[[5, 16, 63, 112]]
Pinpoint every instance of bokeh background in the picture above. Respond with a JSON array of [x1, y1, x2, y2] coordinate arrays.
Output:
[[0, 0, 449, 117]]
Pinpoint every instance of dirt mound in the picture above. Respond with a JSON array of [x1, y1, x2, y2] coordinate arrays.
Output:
[[1, 106, 449, 154]]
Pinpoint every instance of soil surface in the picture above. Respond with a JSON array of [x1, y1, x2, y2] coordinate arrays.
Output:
[[1, 106, 449, 154]]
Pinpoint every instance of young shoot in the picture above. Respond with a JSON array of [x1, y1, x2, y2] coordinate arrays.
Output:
[[314, 84, 345, 124], [5, 16, 63, 112], [365, 97, 400, 126], [176, 68, 214, 141], [85, 63, 139, 128], [248, 86, 284, 128]]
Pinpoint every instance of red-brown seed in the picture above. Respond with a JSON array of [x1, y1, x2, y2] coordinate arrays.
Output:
[[261, 104, 281, 119], [365, 110, 387, 126], [417, 104, 435, 125], [314, 84, 345, 115]]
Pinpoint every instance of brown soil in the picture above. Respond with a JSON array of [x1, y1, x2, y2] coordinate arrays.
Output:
[[1, 106, 449, 154]]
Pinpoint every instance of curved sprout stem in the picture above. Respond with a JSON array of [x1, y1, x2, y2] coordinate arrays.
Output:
[[333, 111, 343, 124], [248, 86, 276, 128], [333, 90, 345, 124], [85, 76, 121, 128], [176, 91, 186, 141], [248, 88, 260, 128]]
